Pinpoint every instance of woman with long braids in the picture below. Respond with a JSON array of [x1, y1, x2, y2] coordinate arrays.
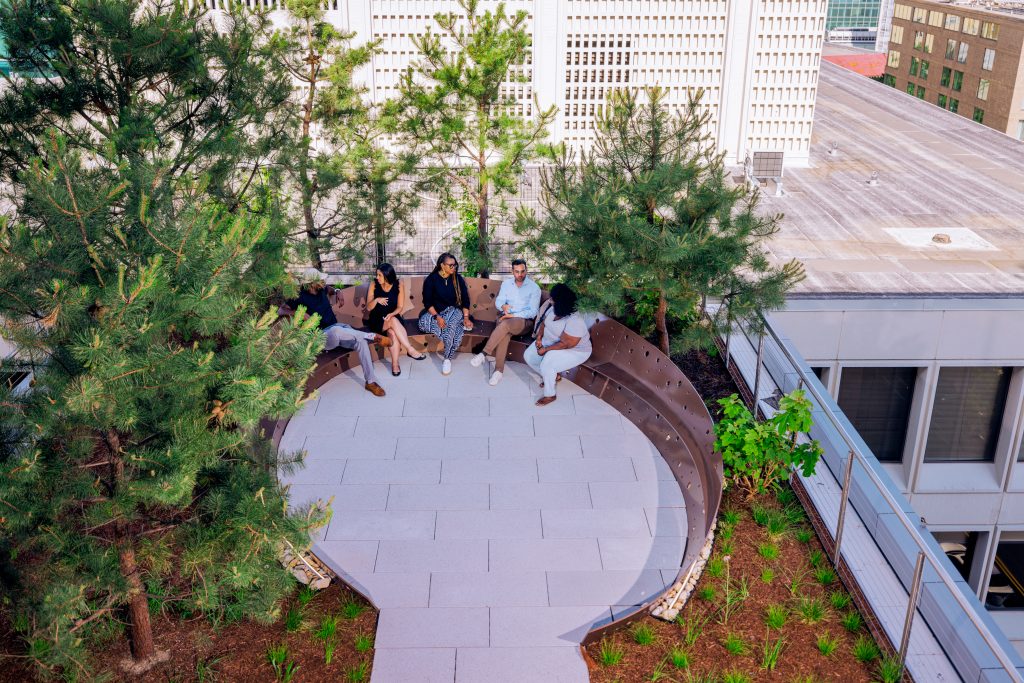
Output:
[[418, 252, 473, 375]]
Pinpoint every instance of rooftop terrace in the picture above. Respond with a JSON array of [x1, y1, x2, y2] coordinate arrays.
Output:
[[762, 61, 1024, 298]]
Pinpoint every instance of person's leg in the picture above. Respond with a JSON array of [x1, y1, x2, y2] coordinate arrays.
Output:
[[482, 318, 530, 372], [440, 307, 464, 360], [386, 323, 401, 372], [537, 348, 591, 398], [388, 317, 418, 357], [523, 343, 543, 379], [325, 325, 380, 387]]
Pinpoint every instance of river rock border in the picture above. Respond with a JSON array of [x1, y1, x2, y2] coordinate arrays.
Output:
[[650, 520, 717, 622]]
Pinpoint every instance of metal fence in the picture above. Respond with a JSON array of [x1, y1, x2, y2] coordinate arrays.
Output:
[[719, 304, 1024, 682], [320, 167, 545, 276]]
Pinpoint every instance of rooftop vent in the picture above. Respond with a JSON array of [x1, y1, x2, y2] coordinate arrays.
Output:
[[867, 171, 880, 187]]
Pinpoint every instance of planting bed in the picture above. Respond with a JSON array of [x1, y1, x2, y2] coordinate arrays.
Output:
[[0, 581, 376, 682], [584, 487, 890, 683]]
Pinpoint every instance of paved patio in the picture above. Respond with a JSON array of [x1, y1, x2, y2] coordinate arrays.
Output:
[[279, 353, 687, 682]]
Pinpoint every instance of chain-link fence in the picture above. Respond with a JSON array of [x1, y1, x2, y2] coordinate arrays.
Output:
[[319, 166, 544, 276]]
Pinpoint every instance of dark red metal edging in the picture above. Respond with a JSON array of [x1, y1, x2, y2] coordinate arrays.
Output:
[[258, 278, 722, 640]]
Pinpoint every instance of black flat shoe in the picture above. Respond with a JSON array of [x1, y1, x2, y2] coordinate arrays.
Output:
[[391, 366, 402, 377], [411, 353, 427, 361]]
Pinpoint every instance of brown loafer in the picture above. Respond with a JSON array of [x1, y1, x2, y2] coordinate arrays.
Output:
[[365, 382, 386, 397], [535, 395, 557, 407], [374, 335, 393, 348]]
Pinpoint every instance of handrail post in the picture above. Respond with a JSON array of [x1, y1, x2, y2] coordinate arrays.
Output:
[[723, 308, 732, 371], [752, 332, 765, 413], [833, 450, 855, 568], [899, 551, 927, 670]]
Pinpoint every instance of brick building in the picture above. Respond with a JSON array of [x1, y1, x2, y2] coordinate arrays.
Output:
[[883, 0, 1024, 138]]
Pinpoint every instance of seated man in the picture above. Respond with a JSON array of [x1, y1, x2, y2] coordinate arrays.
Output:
[[281, 268, 391, 397], [469, 259, 541, 385]]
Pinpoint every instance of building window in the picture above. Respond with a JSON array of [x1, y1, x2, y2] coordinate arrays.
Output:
[[941, 66, 952, 86], [963, 17, 980, 35], [917, 85, 926, 99], [914, 31, 925, 50], [987, 541, 1024, 610], [892, 26, 904, 44], [929, 10, 944, 26], [925, 33, 935, 53], [978, 79, 990, 100], [883, 74, 897, 87], [907, 82, 916, 95], [983, 48, 995, 71], [895, 3, 912, 20], [910, 56, 920, 76], [924, 367, 1011, 462], [913, 6, 927, 22], [888, 49, 901, 68], [950, 98, 959, 113], [934, 531, 979, 583], [938, 94, 948, 108], [957, 42, 969, 63], [838, 367, 918, 463], [1017, 120, 1024, 140], [945, 39, 957, 59], [974, 107, 985, 123], [920, 60, 930, 79], [945, 14, 961, 30], [953, 70, 964, 91], [981, 21, 999, 40]]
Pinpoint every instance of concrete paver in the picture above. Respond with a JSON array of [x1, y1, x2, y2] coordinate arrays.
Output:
[[279, 358, 686, 682]]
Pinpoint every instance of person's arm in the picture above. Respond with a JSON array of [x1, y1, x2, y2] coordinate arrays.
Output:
[[423, 275, 447, 329], [539, 331, 581, 355], [521, 283, 541, 319], [496, 280, 513, 317], [386, 282, 405, 321]]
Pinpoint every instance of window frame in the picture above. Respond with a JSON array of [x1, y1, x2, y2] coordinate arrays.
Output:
[[983, 48, 995, 71], [978, 78, 990, 101]]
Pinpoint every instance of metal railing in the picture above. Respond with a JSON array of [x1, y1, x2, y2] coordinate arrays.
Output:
[[722, 307, 1024, 682]]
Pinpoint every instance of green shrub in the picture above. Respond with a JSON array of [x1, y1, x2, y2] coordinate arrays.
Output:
[[598, 638, 625, 666], [669, 646, 689, 668], [815, 567, 837, 586], [795, 528, 814, 544], [341, 599, 366, 620], [345, 661, 369, 683], [714, 391, 823, 497], [752, 505, 771, 527], [841, 611, 864, 632], [798, 597, 826, 624], [765, 604, 788, 630], [761, 633, 785, 670], [722, 509, 742, 526], [723, 632, 748, 655], [722, 670, 751, 683], [297, 586, 317, 608], [829, 591, 852, 610], [706, 557, 726, 578], [761, 568, 775, 584], [284, 607, 303, 632], [816, 631, 840, 656], [699, 586, 717, 602], [632, 623, 656, 645], [758, 543, 779, 561], [808, 549, 825, 569], [877, 655, 904, 683], [355, 633, 374, 654], [853, 635, 880, 663]]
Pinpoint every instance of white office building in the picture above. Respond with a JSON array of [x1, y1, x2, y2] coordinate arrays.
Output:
[[208, 0, 827, 167]]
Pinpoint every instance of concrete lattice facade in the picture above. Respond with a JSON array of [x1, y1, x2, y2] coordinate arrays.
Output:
[[212, 0, 827, 167]]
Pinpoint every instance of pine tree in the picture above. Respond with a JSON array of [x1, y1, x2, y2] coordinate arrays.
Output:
[[390, 0, 555, 276], [0, 0, 326, 676], [276, 0, 420, 269], [520, 87, 804, 354]]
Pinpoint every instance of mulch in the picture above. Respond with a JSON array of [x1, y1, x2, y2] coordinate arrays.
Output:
[[0, 582, 376, 682], [672, 347, 739, 420], [584, 488, 879, 682]]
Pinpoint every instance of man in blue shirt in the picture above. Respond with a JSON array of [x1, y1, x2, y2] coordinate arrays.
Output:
[[470, 259, 541, 386]]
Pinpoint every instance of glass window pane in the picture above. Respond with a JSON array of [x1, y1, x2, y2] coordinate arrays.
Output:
[[945, 14, 961, 30], [957, 42, 969, 63], [983, 48, 995, 71], [945, 39, 956, 59], [924, 367, 1011, 462], [988, 541, 1024, 610], [978, 79, 990, 101], [838, 367, 918, 463]]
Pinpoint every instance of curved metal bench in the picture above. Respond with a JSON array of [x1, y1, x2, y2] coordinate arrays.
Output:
[[261, 276, 721, 639]]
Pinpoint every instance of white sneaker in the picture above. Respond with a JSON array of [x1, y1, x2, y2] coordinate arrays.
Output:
[[442, 359, 452, 375], [470, 352, 486, 367], [488, 370, 503, 386]]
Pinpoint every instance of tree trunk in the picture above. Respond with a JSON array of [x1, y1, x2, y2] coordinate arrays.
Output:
[[655, 291, 670, 355], [119, 543, 156, 662], [477, 194, 489, 278], [106, 430, 162, 671], [301, 28, 322, 270], [373, 196, 387, 265]]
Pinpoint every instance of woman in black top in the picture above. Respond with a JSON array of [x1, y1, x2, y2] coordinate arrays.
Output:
[[418, 252, 472, 376], [367, 263, 426, 376]]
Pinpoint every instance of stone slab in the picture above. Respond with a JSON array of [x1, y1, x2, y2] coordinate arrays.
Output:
[[371, 648, 456, 683], [375, 539, 489, 573], [454, 647, 589, 683], [429, 571, 550, 608], [376, 607, 490, 648]]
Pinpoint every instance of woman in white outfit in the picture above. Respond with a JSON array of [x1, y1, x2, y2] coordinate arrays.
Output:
[[524, 284, 592, 407]]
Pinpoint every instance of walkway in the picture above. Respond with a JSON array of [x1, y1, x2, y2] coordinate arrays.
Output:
[[279, 353, 687, 682]]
